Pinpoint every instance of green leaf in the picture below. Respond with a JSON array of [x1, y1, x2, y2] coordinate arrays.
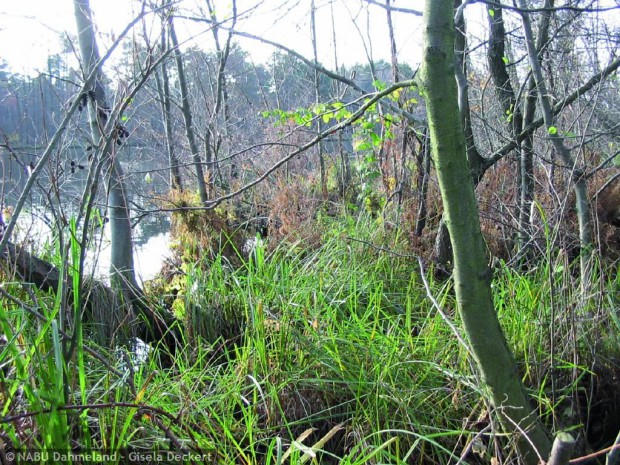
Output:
[[390, 88, 402, 101], [502, 56, 509, 65], [313, 103, 327, 115], [336, 108, 352, 119], [121, 115, 128, 121], [370, 131, 382, 147], [372, 79, 386, 91], [489, 8, 495, 17], [548, 126, 558, 135]]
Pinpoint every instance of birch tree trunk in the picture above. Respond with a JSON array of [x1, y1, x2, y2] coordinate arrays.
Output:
[[420, 2, 552, 462], [73, 0, 140, 299]]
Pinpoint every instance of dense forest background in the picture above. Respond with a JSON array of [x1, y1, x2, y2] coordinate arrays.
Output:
[[1, 1, 620, 464]]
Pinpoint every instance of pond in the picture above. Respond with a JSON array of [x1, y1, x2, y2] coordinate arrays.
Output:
[[6, 207, 171, 284], [88, 221, 172, 284], [2, 145, 174, 284]]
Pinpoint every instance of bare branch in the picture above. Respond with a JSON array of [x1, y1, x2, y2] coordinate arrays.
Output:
[[137, 79, 416, 213], [0, 6, 158, 257], [362, 0, 422, 16], [176, 14, 424, 125], [478, 0, 620, 14], [484, 55, 620, 170]]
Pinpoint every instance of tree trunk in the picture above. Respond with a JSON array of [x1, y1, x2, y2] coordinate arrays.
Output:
[[73, 0, 140, 299], [311, 0, 328, 200], [206, 0, 236, 191], [486, 1, 533, 257], [3, 240, 179, 355], [414, 129, 430, 237], [517, 0, 593, 286], [155, 18, 183, 190], [328, 2, 350, 195], [516, 3, 552, 258], [519, 79, 537, 258], [168, 15, 209, 204], [454, 0, 485, 181], [386, 0, 404, 208], [420, 1, 552, 462], [435, 1, 486, 270]]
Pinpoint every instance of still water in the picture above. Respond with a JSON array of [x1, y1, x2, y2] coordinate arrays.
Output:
[[90, 223, 171, 284], [9, 207, 171, 284], [2, 145, 173, 283]]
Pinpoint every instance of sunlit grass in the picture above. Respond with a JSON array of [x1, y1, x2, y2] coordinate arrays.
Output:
[[0, 214, 618, 463]]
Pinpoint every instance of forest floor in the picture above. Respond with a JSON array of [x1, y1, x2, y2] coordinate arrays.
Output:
[[1, 209, 620, 464]]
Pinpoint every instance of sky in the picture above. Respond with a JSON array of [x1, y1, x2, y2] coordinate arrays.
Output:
[[0, 0, 429, 77]]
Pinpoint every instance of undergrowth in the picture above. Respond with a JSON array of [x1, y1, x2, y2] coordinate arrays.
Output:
[[1, 214, 619, 464]]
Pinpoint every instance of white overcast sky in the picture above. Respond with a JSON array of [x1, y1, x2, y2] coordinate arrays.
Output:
[[0, 0, 440, 76]]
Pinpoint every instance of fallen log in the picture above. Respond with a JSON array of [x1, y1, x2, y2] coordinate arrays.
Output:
[[0, 240, 180, 359]]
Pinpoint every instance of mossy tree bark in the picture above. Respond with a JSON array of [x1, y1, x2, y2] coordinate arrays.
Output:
[[420, 1, 552, 463]]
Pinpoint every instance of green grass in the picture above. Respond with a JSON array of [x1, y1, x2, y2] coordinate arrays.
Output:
[[1, 214, 619, 464]]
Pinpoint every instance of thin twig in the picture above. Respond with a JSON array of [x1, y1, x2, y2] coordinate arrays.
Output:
[[344, 236, 419, 259], [416, 257, 472, 354]]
